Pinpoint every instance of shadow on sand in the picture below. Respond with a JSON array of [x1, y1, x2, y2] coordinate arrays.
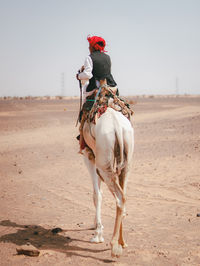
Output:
[[0, 220, 113, 263]]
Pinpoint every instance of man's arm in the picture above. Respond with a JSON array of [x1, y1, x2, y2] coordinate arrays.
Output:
[[77, 56, 93, 80]]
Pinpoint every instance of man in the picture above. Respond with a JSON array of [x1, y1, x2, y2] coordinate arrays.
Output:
[[76, 35, 118, 153]]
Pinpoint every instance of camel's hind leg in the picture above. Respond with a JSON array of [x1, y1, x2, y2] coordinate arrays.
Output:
[[119, 223, 128, 248], [111, 167, 130, 257], [111, 204, 124, 258], [96, 167, 125, 257], [118, 167, 129, 249], [83, 153, 104, 243]]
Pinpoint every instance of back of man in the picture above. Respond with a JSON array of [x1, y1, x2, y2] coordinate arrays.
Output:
[[86, 50, 117, 93], [76, 35, 118, 153]]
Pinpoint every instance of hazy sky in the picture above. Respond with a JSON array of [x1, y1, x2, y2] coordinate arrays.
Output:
[[0, 0, 200, 96]]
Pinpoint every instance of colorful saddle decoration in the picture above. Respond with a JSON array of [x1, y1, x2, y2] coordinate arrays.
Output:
[[88, 86, 134, 124]]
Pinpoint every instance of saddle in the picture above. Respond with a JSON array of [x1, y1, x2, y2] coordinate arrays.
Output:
[[88, 86, 134, 124]]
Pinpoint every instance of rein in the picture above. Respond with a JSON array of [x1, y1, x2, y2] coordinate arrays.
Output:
[[75, 70, 82, 127]]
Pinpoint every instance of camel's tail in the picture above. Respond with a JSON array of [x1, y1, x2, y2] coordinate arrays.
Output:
[[114, 128, 125, 175]]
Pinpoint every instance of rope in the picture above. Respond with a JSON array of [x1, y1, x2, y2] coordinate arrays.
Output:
[[94, 84, 107, 103], [86, 99, 95, 102]]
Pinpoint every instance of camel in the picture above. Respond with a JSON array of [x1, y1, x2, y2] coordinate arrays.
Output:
[[82, 95, 134, 258]]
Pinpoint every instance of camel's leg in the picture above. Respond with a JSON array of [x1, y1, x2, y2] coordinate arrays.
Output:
[[119, 223, 127, 248], [111, 204, 124, 258], [97, 167, 125, 257], [118, 167, 129, 249], [83, 155, 104, 243]]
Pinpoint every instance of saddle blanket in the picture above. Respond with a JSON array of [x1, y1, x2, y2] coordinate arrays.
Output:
[[88, 87, 134, 124]]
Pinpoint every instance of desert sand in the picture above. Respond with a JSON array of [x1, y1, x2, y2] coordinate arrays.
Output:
[[0, 95, 200, 266]]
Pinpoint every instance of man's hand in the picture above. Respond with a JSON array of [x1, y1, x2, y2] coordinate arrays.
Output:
[[76, 65, 85, 80], [81, 65, 85, 72]]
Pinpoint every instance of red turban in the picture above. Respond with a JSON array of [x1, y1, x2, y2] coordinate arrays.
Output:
[[87, 36, 106, 52]]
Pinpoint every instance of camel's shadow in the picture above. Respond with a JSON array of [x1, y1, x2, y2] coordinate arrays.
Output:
[[0, 220, 113, 263]]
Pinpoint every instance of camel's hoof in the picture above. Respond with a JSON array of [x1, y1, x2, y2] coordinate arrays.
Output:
[[90, 235, 104, 243], [111, 243, 123, 258], [122, 242, 128, 249]]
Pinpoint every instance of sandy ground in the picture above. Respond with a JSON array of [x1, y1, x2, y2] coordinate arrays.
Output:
[[0, 95, 200, 266]]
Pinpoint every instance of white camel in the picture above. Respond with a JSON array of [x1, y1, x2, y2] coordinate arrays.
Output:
[[82, 104, 134, 258]]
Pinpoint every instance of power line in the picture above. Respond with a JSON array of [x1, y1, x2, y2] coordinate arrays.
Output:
[[61, 72, 65, 96], [175, 76, 179, 95]]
